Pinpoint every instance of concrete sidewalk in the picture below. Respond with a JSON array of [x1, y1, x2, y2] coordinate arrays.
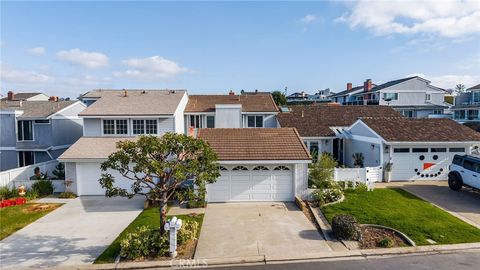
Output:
[[376, 181, 480, 229], [0, 196, 143, 269]]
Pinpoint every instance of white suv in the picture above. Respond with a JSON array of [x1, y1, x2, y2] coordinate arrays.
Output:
[[448, 155, 480, 191]]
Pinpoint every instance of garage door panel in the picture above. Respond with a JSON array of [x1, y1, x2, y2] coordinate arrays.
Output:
[[207, 165, 294, 202], [391, 150, 456, 181]]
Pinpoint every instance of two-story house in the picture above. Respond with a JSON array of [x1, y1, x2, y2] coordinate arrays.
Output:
[[330, 81, 379, 105], [452, 84, 480, 123], [0, 91, 85, 171], [60, 89, 311, 202], [1, 91, 50, 101], [184, 91, 278, 134]]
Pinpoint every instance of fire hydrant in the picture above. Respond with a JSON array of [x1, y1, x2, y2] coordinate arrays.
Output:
[[164, 216, 182, 258]]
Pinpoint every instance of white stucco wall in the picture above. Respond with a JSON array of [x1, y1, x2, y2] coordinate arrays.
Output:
[[215, 104, 242, 128]]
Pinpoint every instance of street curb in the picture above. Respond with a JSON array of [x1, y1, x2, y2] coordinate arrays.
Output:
[[44, 243, 480, 270]]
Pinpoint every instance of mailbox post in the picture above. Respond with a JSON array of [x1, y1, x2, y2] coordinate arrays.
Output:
[[164, 216, 182, 258]]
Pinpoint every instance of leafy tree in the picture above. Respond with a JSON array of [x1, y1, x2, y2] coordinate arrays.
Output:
[[455, 84, 465, 93], [309, 152, 338, 189], [52, 162, 65, 180], [271, 91, 287, 106], [99, 133, 220, 235]]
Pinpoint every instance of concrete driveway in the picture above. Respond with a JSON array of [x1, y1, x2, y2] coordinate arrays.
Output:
[[0, 196, 143, 269], [195, 202, 331, 260], [399, 181, 480, 229]]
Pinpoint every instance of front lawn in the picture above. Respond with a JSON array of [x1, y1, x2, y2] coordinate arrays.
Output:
[[321, 188, 480, 245], [0, 203, 62, 240], [95, 207, 204, 264]]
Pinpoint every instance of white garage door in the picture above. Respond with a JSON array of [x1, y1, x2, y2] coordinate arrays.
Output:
[[390, 147, 465, 181], [207, 165, 294, 202], [75, 162, 133, 196]]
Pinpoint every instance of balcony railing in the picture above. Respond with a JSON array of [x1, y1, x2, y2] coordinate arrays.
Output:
[[342, 100, 379, 106]]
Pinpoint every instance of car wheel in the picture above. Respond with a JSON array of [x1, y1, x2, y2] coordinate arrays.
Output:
[[448, 173, 463, 191]]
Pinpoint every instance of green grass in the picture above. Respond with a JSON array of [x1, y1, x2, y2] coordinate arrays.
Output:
[[322, 188, 480, 245], [0, 203, 61, 240], [94, 207, 204, 264]]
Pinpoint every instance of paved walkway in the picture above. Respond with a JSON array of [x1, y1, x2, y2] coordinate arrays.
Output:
[[0, 196, 143, 269], [195, 202, 332, 260], [376, 181, 480, 229]]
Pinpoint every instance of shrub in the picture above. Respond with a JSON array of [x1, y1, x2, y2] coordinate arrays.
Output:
[[0, 185, 18, 200], [177, 220, 199, 245], [313, 187, 343, 206], [31, 180, 54, 196], [24, 189, 39, 200], [120, 226, 168, 260], [187, 200, 206, 209], [332, 214, 361, 241], [58, 191, 77, 199], [378, 237, 394, 248], [337, 181, 368, 192], [309, 153, 338, 188]]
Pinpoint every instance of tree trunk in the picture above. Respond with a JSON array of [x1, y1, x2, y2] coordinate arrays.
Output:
[[159, 192, 168, 235]]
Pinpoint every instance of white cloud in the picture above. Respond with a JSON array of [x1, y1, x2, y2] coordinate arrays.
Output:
[[114, 56, 188, 80], [1, 65, 54, 84], [408, 73, 480, 89], [337, 0, 480, 38], [300, 14, 317, 24], [56, 48, 109, 68], [27, 47, 46, 55]]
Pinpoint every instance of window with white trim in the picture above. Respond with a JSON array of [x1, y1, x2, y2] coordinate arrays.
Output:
[[103, 119, 128, 135], [383, 93, 398, 101], [247, 115, 263, 127], [17, 120, 33, 141], [426, 94, 431, 101], [146, 120, 158, 134], [274, 166, 290, 171], [190, 115, 202, 128], [18, 151, 34, 167], [133, 120, 145, 134], [253, 166, 269, 171], [232, 166, 249, 171], [206, 116, 215, 128]]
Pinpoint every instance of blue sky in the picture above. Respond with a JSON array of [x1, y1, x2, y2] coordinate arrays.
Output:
[[1, 1, 479, 98]]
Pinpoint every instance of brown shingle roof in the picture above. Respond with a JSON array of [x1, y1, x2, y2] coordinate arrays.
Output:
[[0, 100, 78, 118], [59, 137, 137, 160], [0, 92, 44, 101], [360, 117, 480, 142], [185, 94, 278, 113], [197, 128, 311, 161], [79, 89, 186, 116], [278, 105, 402, 137]]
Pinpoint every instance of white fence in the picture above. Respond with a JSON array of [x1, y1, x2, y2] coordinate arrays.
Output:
[[0, 160, 65, 192], [333, 166, 382, 183]]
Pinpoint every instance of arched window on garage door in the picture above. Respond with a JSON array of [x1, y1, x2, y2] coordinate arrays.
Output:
[[273, 165, 290, 171], [232, 166, 249, 171], [253, 166, 269, 171], [219, 166, 228, 171]]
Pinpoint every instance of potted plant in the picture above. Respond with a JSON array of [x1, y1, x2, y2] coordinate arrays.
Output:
[[383, 162, 393, 182], [352, 153, 364, 168]]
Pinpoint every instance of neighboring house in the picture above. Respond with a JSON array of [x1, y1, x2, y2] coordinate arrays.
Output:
[[0, 95, 85, 171], [197, 128, 311, 202], [286, 91, 309, 102], [1, 91, 50, 101], [286, 89, 334, 103], [343, 118, 480, 181], [330, 81, 378, 105], [184, 92, 278, 134], [277, 105, 402, 164], [451, 84, 480, 123]]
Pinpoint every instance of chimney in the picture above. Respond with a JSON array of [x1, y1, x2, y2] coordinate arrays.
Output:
[[347, 83, 352, 91], [229, 90, 235, 96], [49, 96, 59, 102], [7, 91, 14, 101], [363, 79, 372, 92], [123, 89, 128, 97]]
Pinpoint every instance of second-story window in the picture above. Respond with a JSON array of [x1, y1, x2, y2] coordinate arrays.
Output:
[[383, 93, 398, 101], [133, 120, 145, 134], [17, 120, 33, 141], [133, 119, 158, 135], [103, 119, 128, 135], [190, 115, 202, 128], [247, 115, 263, 128], [145, 120, 158, 134], [473, 92, 480, 103], [426, 94, 431, 101], [206, 116, 215, 128]]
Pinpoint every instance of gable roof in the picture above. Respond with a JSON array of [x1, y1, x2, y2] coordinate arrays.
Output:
[[467, 84, 480, 91], [78, 89, 186, 116], [277, 105, 402, 137], [197, 128, 311, 161], [0, 100, 78, 118], [329, 86, 365, 98], [360, 117, 480, 142], [59, 137, 136, 160], [370, 76, 418, 92], [185, 94, 278, 113], [1, 92, 45, 101]]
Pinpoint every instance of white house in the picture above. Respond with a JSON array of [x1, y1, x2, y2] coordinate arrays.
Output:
[[343, 117, 480, 181], [452, 84, 480, 123]]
